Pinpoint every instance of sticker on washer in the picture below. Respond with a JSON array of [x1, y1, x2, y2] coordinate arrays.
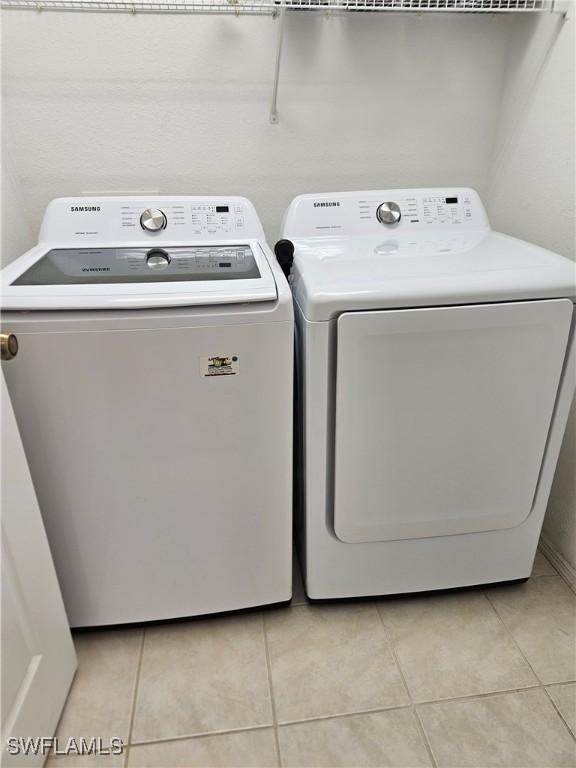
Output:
[[200, 355, 239, 377]]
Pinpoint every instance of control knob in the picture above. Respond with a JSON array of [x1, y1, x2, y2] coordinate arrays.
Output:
[[140, 208, 167, 232], [376, 202, 402, 226], [146, 249, 171, 270]]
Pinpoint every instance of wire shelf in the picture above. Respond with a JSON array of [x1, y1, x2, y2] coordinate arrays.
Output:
[[0, 0, 551, 14]]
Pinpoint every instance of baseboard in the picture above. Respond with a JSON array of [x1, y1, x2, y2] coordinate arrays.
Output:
[[539, 535, 576, 593]]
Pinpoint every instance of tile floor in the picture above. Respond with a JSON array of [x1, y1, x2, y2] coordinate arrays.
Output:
[[48, 550, 576, 768]]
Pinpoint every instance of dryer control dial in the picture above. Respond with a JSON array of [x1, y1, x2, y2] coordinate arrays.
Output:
[[376, 202, 402, 226], [140, 208, 167, 232]]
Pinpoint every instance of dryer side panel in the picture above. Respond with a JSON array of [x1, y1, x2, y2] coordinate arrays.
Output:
[[333, 299, 573, 544]]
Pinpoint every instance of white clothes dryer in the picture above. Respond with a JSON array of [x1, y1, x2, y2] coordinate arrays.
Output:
[[281, 188, 575, 599], [1, 196, 293, 626]]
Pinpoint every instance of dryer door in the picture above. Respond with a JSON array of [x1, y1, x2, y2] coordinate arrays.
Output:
[[333, 299, 572, 544]]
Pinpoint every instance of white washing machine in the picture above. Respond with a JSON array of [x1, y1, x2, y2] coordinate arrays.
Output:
[[281, 188, 576, 599], [1, 196, 293, 627]]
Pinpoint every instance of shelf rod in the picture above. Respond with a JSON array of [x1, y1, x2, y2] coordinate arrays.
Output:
[[269, 2, 286, 124], [0, 0, 559, 13]]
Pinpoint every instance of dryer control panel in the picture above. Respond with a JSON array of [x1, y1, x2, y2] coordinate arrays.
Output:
[[38, 196, 264, 244], [282, 188, 490, 239]]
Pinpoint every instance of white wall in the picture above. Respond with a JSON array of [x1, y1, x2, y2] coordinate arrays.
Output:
[[1, 10, 512, 243], [488, 10, 574, 257], [486, 8, 576, 574], [1, 143, 35, 267]]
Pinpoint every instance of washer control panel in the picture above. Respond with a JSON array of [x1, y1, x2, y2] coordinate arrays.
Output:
[[190, 202, 245, 235], [123, 202, 246, 235], [283, 188, 489, 239], [38, 197, 264, 244], [12, 245, 259, 286]]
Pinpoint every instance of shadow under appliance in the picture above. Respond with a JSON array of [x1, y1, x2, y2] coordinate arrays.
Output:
[[282, 188, 575, 599], [1, 196, 293, 627]]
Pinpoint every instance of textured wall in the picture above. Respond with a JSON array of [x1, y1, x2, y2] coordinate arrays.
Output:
[[1, 149, 34, 266], [486, 9, 575, 572], [2, 10, 511, 243]]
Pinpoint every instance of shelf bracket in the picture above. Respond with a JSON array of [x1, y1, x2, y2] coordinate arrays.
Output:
[[269, 3, 286, 124]]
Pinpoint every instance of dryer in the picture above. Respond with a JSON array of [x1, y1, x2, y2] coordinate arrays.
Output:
[[282, 188, 575, 599], [1, 196, 293, 626]]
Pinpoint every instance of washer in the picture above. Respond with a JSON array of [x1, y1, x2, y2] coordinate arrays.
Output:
[[1, 196, 293, 627], [282, 188, 575, 599]]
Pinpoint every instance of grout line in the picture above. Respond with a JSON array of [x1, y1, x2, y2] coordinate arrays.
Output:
[[483, 588, 545, 686], [538, 540, 576, 595], [373, 603, 412, 706], [374, 602, 438, 768], [531, 546, 563, 579], [125, 629, 146, 760], [278, 703, 413, 727], [121, 683, 576, 750], [530, 573, 566, 579], [84, 574, 575, 762], [483, 585, 576, 744], [415, 684, 545, 709], [542, 685, 576, 744], [530, 550, 566, 580], [261, 612, 282, 768], [541, 679, 576, 689], [413, 707, 438, 768], [276, 680, 576, 724], [130, 723, 273, 747]]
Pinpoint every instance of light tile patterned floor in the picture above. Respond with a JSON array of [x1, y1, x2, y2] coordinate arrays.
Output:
[[47, 550, 576, 768]]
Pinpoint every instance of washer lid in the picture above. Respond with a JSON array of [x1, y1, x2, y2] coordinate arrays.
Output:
[[291, 231, 576, 321], [1, 240, 278, 310]]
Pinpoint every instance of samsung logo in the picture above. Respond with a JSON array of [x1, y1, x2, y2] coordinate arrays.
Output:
[[82, 267, 110, 272], [313, 201, 340, 208], [70, 206, 101, 212]]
